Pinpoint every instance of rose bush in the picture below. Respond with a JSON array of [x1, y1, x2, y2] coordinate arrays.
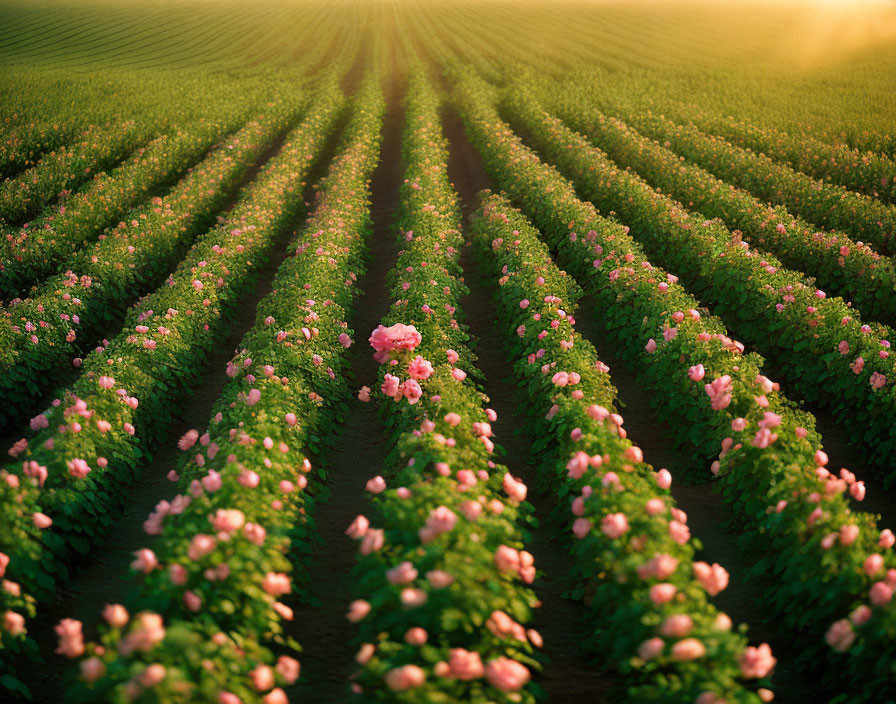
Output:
[[348, 74, 540, 703]]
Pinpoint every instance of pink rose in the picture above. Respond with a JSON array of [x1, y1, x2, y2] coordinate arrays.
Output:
[[408, 355, 433, 380], [740, 643, 776, 678], [503, 473, 527, 502], [384, 665, 425, 691], [449, 648, 484, 680], [346, 515, 369, 539], [693, 562, 729, 596], [670, 638, 705, 661], [262, 572, 291, 596], [386, 561, 418, 585], [485, 657, 530, 691], [55, 618, 85, 658], [495, 545, 521, 573], [601, 513, 629, 539], [660, 613, 693, 638], [365, 476, 387, 494], [347, 600, 370, 622], [826, 619, 855, 652], [649, 583, 677, 604], [402, 379, 423, 404], [381, 374, 401, 398]]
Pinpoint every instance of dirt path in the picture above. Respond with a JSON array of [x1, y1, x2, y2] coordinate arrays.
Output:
[[285, 64, 405, 704], [444, 105, 612, 701], [14, 110, 348, 704]]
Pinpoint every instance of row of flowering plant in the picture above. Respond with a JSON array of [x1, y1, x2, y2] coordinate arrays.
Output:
[[57, 80, 385, 704], [454, 76, 896, 700], [0, 86, 345, 697], [545, 95, 896, 326], [501, 90, 896, 484], [0, 119, 148, 225], [617, 91, 896, 207], [347, 74, 541, 702], [0, 91, 330, 431], [472, 191, 774, 703], [547, 72, 896, 207], [557, 99, 896, 256], [0, 110, 248, 300]]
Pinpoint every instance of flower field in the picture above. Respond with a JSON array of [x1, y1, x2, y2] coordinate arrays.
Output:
[[1, 1, 896, 702]]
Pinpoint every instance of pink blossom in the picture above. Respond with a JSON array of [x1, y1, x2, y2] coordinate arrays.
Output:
[[638, 554, 679, 580], [740, 644, 776, 678], [210, 509, 245, 533], [693, 562, 729, 596], [67, 458, 91, 479], [669, 520, 691, 544], [402, 379, 423, 404], [840, 524, 860, 546], [276, 655, 301, 684], [366, 476, 387, 494], [495, 545, 521, 573], [55, 618, 84, 658], [408, 355, 433, 380], [262, 572, 291, 597], [347, 599, 370, 622], [869, 581, 893, 605], [400, 588, 427, 608], [484, 658, 530, 692], [80, 656, 106, 683], [601, 513, 629, 539], [851, 605, 872, 626], [660, 613, 693, 638], [425, 506, 458, 536], [4, 611, 25, 635], [449, 648, 485, 680], [503, 473, 527, 502], [650, 583, 677, 604], [131, 549, 158, 574], [572, 517, 592, 539], [360, 528, 384, 555], [338, 332, 352, 348], [826, 619, 855, 652], [381, 374, 400, 398], [387, 561, 418, 585], [346, 515, 369, 539], [671, 638, 706, 661], [880, 529, 896, 548], [369, 323, 422, 354], [384, 665, 425, 691], [864, 554, 884, 576]]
